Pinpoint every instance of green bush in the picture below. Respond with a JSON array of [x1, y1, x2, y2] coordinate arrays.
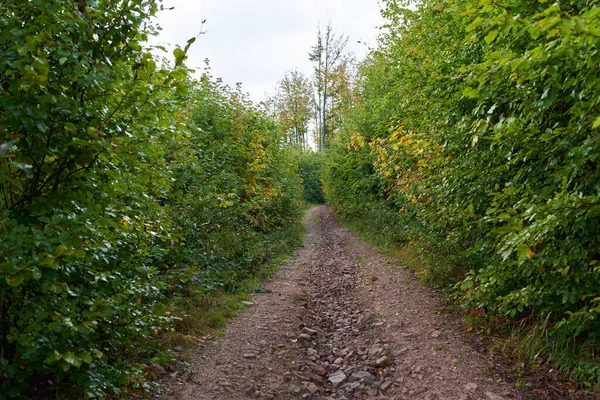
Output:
[[0, 2, 304, 398], [164, 70, 304, 299], [326, 0, 600, 383], [0, 1, 185, 397], [297, 151, 325, 204]]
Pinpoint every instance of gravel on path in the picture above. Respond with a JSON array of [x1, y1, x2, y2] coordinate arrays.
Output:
[[159, 206, 523, 400]]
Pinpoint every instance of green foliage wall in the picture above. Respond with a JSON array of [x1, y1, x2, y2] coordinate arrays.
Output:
[[0, 1, 181, 397], [326, 0, 600, 382], [0, 2, 303, 398], [296, 151, 326, 204], [165, 71, 303, 298]]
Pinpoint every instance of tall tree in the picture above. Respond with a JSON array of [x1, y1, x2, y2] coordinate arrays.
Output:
[[274, 69, 313, 149], [309, 23, 350, 151]]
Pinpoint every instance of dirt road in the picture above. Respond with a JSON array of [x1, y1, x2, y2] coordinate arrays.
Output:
[[161, 206, 522, 399]]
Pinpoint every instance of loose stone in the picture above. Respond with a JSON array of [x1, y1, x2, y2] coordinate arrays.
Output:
[[380, 379, 394, 393], [307, 382, 320, 394], [348, 370, 374, 384], [328, 370, 347, 388], [372, 355, 392, 367]]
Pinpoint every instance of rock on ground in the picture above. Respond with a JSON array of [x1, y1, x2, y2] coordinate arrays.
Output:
[[159, 206, 525, 400]]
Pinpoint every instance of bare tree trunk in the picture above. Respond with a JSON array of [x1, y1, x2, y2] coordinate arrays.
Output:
[[310, 23, 349, 152]]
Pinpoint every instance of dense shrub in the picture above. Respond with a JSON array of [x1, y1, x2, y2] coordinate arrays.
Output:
[[296, 151, 326, 204], [0, 1, 184, 396], [164, 70, 303, 299], [0, 2, 303, 398], [326, 0, 600, 382]]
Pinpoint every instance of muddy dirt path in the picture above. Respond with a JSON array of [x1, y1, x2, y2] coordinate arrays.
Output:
[[160, 206, 521, 400]]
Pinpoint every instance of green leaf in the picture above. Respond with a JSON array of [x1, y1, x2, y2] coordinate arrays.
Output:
[[39, 256, 55, 267], [72, 249, 87, 259], [44, 351, 61, 364], [48, 322, 61, 331], [466, 17, 485, 32], [80, 353, 93, 364], [146, 59, 157, 74], [485, 29, 498, 44], [462, 87, 479, 98], [5, 276, 24, 287], [36, 121, 49, 132], [517, 244, 534, 260], [31, 269, 42, 280], [64, 122, 76, 132], [87, 127, 105, 137], [497, 212, 511, 220], [59, 57, 68, 65], [592, 116, 600, 130], [173, 48, 185, 61], [63, 352, 82, 368], [461, 280, 474, 290], [54, 244, 68, 257]]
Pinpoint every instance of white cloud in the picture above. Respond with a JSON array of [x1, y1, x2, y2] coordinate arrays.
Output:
[[149, 0, 384, 102]]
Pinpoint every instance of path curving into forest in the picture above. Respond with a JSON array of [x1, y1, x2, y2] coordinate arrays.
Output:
[[159, 206, 523, 400]]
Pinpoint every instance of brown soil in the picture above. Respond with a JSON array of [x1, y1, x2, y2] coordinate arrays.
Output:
[[157, 206, 590, 400]]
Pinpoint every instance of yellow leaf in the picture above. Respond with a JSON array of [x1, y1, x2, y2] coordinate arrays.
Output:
[[466, 326, 473, 332]]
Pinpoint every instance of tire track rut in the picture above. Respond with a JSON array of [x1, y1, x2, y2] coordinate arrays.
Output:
[[160, 206, 520, 399]]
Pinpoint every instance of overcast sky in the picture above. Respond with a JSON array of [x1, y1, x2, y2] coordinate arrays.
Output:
[[149, 0, 384, 102]]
